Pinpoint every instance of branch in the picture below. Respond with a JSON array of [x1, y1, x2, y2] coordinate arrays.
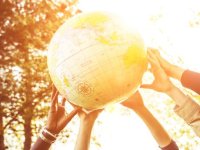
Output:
[[3, 88, 50, 130], [4, 116, 20, 130]]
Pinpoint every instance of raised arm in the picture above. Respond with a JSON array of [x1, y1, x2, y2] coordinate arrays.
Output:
[[31, 85, 80, 150], [75, 109, 102, 150], [122, 91, 178, 149], [142, 49, 200, 137]]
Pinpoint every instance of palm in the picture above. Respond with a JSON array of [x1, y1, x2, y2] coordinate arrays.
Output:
[[151, 68, 171, 92], [50, 105, 67, 133], [141, 49, 173, 92]]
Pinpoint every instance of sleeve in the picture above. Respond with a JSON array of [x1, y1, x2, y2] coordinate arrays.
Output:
[[174, 96, 200, 137], [181, 70, 200, 95], [160, 140, 179, 150]]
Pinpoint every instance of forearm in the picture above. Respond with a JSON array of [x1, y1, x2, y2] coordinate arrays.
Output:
[[169, 65, 185, 81], [133, 107, 171, 148], [166, 86, 200, 137], [75, 118, 96, 150], [31, 138, 51, 150], [165, 84, 188, 107], [31, 128, 57, 150], [164, 83, 200, 137]]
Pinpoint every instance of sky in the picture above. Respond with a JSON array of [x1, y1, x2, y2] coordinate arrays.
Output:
[[77, 0, 200, 71]]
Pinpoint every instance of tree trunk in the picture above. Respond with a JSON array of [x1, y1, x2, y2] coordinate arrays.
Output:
[[0, 107, 5, 150], [23, 114, 32, 150]]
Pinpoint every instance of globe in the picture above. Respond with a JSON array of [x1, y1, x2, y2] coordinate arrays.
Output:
[[48, 12, 147, 110]]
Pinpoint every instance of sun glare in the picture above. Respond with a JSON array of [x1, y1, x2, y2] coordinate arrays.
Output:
[[78, 0, 200, 71]]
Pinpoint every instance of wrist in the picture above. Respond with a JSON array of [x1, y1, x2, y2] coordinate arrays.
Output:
[[39, 128, 58, 145], [160, 79, 176, 94], [45, 126, 60, 135], [169, 65, 185, 81], [80, 116, 96, 125], [165, 83, 177, 96]]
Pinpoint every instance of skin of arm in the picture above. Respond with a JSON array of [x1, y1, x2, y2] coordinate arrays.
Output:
[[148, 48, 185, 81], [74, 109, 102, 150], [142, 49, 200, 137], [31, 85, 80, 150], [141, 49, 188, 106], [152, 48, 200, 95], [122, 91, 172, 148]]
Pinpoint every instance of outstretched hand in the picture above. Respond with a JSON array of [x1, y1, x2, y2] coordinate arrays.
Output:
[[149, 48, 185, 81], [141, 49, 174, 92], [74, 107, 102, 150], [46, 85, 80, 134]]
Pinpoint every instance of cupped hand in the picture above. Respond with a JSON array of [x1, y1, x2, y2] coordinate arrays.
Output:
[[141, 49, 174, 92]]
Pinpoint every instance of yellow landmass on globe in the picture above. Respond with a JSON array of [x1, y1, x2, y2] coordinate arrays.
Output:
[[73, 12, 110, 30], [63, 76, 70, 87], [124, 44, 147, 68], [96, 32, 119, 45]]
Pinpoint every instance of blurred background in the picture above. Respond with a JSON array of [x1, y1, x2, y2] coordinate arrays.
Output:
[[0, 0, 200, 149]]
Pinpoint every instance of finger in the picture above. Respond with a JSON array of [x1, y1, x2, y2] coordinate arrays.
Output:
[[147, 47, 158, 52], [152, 49, 161, 56], [51, 90, 59, 111], [63, 107, 81, 125], [148, 49, 159, 61], [68, 100, 78, 108], [61, 97, 66, 106], [147, 55, 159, 68], [140, 84, 154, 89], [92, 108, 103, 114], [51, 84, 57, 100], [147, 52, 161, 69], [151, 49, 166, 64], [153, 50, 170, 70]]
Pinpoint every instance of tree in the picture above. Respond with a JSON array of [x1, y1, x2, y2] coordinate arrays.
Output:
[[0, 0, 79, 149]]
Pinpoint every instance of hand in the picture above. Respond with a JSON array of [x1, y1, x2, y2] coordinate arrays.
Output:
[[46, 85, 80, 134], [74, 108, 102, 150], [149, 48, 173, 75], [121, 91, 145, 111], [141, 49, 174, 92], [149, 48, 185, 81], [78, 108, 103, 123]]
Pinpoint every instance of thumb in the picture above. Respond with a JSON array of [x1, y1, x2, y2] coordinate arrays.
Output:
[[140, 84, 154, 89], [58, 107, 81, 132], [64, 107, 81, 124]]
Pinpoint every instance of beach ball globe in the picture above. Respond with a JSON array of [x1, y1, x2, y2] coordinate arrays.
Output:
[[48, 12, 147, 110]]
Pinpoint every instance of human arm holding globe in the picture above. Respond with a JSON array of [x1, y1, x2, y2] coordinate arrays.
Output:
[[75, 109, 102, 150], [122, 91, 179, 149], [142, 49, 200, 137], [31, 86, 80, 150]]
